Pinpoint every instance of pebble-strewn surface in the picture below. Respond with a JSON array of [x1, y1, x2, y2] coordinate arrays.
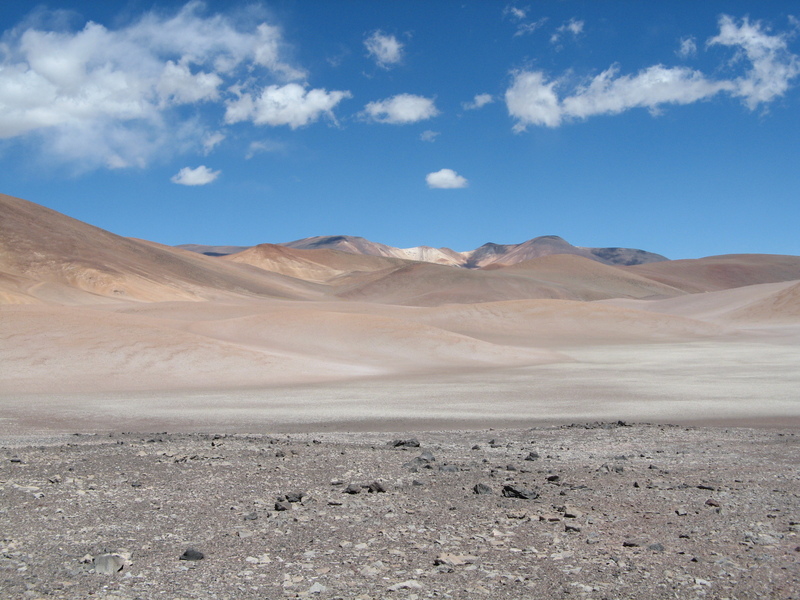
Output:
[[1, 423, 798, 599]]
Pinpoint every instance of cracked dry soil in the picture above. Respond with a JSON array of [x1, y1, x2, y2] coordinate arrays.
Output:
[[1, 423, 798, 599]]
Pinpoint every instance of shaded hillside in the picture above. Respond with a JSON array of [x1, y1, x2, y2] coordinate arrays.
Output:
[[0, 193, 325, 304], [626, 254, 800, 293]]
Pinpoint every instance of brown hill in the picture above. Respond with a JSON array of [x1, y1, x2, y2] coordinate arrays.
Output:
[[224, 243, 408, 283], [468, 235, 666, 268], [334, 255, 686, 306], [724, 280, 800, 323], [333, 262, 574, 306], [0, 193, 325, 304], [496, 254, 685, 300], [625, 254, 800, 293]]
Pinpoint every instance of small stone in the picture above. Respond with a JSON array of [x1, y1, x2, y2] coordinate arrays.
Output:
[[285, 491, 304, 503], [524, 452, 540, 461], [93, 554, 125, 575], [473, 483, 493, 495], [439, 464, 459, 473], [368, 481, 386, 493], [180, 548, 204, 561], [392, 439, 420, 448], [705, 498, 720, 507], [417, 450, 435, 463], [274, 449, 286, 458], [434, 553, 477, 567], [343, 483, 362, 494], [561, 505, 583, 519], [648, 543, 665, 552], [502, 485, 539, 499], [622, 540, 640, 548], [388, 579, 423, 591], [600, 463, 624, 474], [243, 512, 258, 520], [308, 582, 327, 594], [275, 501, 291, 511], [546, 474, 560, 482], [565, 524, 581, 533], [676, 508, 688, 516]]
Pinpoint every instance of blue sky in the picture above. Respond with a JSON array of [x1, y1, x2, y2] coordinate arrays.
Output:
[[1, 1, 798, 259]]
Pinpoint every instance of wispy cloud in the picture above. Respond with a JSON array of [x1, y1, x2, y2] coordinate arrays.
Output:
[[171, 165, 220, 185], [507, 15, 800, 130], [550, 18, 584, 45], [202, 132, 226, 155], [363, 94, 439, 124], [677, 37, 698, 58], [463, 93, 494, 110], [503, 5, 547, 37], [245, 139, 285, 159], [365, 30, 404, 69], [420, 130, 440, 142], [426, 168, 468, 189]]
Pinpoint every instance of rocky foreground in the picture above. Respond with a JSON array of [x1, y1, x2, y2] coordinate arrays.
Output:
[[1, 423, 798, 600]]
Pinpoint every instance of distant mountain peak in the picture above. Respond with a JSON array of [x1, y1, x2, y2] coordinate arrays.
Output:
[[181, 234, 669, 268]]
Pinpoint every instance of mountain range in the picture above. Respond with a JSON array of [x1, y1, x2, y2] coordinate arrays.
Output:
[[178, 234, 668, 268], [2, 191, 799, 401]]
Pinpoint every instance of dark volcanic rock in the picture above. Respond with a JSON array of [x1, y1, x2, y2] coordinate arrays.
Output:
[[473, 483, 493, 495], [501, 485, 539, 499], [179, 548, 204, 561]]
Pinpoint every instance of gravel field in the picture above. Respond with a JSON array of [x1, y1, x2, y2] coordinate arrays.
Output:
[[1, 423, 798, 599]]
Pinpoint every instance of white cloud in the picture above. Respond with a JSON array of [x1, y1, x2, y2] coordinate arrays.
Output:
[[245, 139, 284, 159], [426, 168, 468, 189], [505, 71, 562, 129], [677, 37, 698, 58], [463, 93, 494, 110], [561, 65, 733, 119], [363, 94, 439, 124], [708, 15, 800, 109], [0, 2, 311, 169], [225, 83, 351, 128], [171, 165, 220, 185], [551, 18, 584, 44], [503, 6, 527, 21], [420, 130, 439, 142], [503, 7, 547, 37], [202, 131, 225, 155], [365, 30, 404, 69], [507, 14, 800, 130]]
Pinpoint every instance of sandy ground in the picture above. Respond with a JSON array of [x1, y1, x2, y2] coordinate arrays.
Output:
[[2, 337, 799, 438]]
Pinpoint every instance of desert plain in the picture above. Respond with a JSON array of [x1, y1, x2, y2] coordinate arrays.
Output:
[[1, 192, 799, 599]]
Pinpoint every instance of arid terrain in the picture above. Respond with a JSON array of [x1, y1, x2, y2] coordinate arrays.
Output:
[[2, 425, 798, 599], [1, 192, 799, 598]]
